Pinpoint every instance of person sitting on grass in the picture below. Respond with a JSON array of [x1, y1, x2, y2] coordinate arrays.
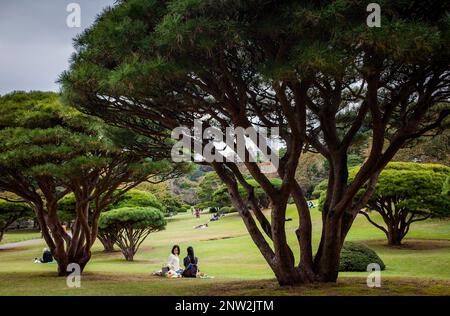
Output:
[[167, 245, 183, 276], [194, 223, 208, 229], [210, 213, 221, 222], [34, 248, 53, 263], [182, 246, 199, 278]]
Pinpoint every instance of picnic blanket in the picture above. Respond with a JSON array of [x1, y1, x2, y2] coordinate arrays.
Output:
[[33, 260, 57, 264], [152, 270, 214, 279]]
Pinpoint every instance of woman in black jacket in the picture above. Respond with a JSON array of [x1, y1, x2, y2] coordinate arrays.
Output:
[[182, 246, 198, 278]]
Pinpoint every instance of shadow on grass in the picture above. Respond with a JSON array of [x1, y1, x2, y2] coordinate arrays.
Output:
[[0, 271, 449, 296], [363, 239, 450, 251]]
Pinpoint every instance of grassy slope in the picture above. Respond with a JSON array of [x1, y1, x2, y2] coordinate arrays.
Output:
[[0, 205, 449, 295], [0, 229, 41, 245]]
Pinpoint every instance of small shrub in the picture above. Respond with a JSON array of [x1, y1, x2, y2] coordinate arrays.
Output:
[[164, 210, 177, 217], [0, 200, 34, 242], [99, 207, 166, 261], [195, 201, 213, 209], [182, 204, 191, 210], [339, 242, 385, 272], [312, 180, 328, 199], [219, 206, 237, 214], [113, 190, 163, 211]]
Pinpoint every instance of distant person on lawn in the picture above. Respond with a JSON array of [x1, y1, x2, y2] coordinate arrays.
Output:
[[182, 246, 199, 278], [34, 248, 53, 263]]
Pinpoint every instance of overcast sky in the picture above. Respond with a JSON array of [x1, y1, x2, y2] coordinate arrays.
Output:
[[0, 0, 116, 95]]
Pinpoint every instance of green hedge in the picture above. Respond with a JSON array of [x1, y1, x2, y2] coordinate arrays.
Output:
[[177, 204, 191, 213], [58, 189, 164, 220], [219, 206, 237, 214], [113, 190, 163, 211], [339, 242, 385, 272], [315, 162, 450, 214], [99, 207, 166, 230]]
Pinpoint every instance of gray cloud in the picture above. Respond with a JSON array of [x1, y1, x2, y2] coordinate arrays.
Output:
[[0, 0, 116, 95]]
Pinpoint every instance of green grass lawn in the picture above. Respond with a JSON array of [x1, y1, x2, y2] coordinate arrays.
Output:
[[0, 205, 449, 295], [0, 229, 41, 245]]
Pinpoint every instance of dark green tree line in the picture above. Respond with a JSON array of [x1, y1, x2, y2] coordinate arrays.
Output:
[[0, 199, 34, 242]]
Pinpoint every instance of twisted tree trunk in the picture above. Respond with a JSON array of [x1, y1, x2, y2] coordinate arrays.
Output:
[[31, 190, 96, 276], [98, 234, 115, 252], [387, 228, 403, 246]]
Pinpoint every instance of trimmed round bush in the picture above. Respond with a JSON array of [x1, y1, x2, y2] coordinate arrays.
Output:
[[113, 190, 163, 211], [0, 200, 34, 241], [339, 242, 385, 272], [178, 204, 191, 213], [99, 207, 166, 261], [219, 206, 237, 214]]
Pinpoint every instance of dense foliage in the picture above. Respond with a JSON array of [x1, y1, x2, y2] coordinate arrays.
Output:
[[0, 199, 34, 242], [358, 163, 450, 245], [213, 178, 282, 209], [61, 0, 450, 284], [136, 181, 185, 215], [0, 91, 183, 275], [443, 177, 450, 198], [339, 242, 385, 272], [98, 207, 166, 261], [58, 189, 166, 251], [219, 206, 237, 214], [195, 172, 223, 209], [97, 189, 163, 251], [317, 163, 450, 245], [113, 190, 163, 210]]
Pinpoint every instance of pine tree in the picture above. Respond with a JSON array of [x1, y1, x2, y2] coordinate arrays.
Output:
[[61, 0, 450, 284]]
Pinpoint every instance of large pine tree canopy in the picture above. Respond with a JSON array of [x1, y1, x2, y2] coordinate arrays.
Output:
[[59, 0, 450, 284]]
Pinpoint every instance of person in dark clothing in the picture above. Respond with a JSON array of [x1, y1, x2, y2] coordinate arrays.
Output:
[[210, 213, 220, 221], [34, 248, 53, 263], [182, 246, 198, 278], [41, 248, 53, 263]]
